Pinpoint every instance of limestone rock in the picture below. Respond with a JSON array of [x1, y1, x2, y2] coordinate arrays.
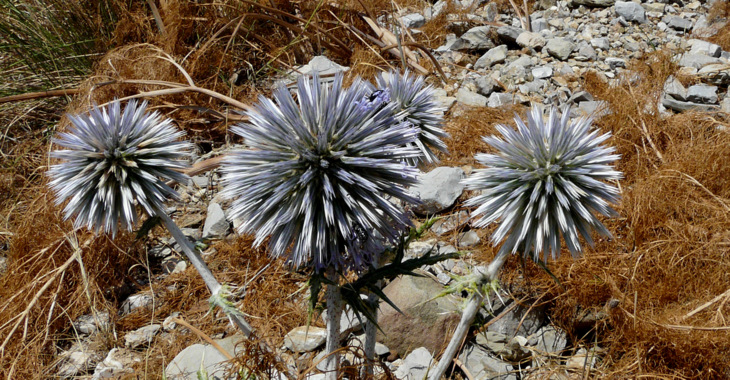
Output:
[[410, 167, 465, 215], [615, 1, 647, 24], [283, 326, 327, 352], [394, 347, 434, 380], [545, 38, 575, 61], [456, 88, 488, 107], [377, 275, 460, 357], [516, 32, 546, 50], [124, 324, 161, 349], [203, 202, 228, 238], [686, 84, 718, 104], [165, 335, 246, 379], [475, 45, 508, 69]]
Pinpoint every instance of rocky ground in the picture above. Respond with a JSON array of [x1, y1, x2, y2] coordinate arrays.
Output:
[[45, 0, 730, 379]]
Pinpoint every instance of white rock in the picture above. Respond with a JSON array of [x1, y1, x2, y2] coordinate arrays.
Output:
[[203, 202, 229, 238], [124, 324, 161, 349], [410, 167, 465, 215], [394, 347, 434, 379], [283, 326, 327, 352]]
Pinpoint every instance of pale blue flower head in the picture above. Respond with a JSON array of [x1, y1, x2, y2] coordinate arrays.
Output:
[[464, 106, 622, 262], [48, 100, 192, 236], [220, 72, 422, 272], [375, 70, 448, 165]]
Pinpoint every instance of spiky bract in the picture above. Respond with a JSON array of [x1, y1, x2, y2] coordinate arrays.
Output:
[[464, 106, 621, 262], [375, 70, 448, 165], [48, 100, 192, 236], [221, 72, 422, 272]]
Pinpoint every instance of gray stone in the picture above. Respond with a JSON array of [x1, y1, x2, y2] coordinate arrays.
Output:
[[487, 301, 545, 337], [528, 325, 567, 355], [531, 18, 548, 33], [284, 326, 327, 352], [475, 331, 531, 362], [457, 230, 481, 248], [394, 347, 434, 379], [687, 39, 722, 58], [431, 210, 470, 236], [697, 64, 730, 85], [545, 38, 575, 61], [405, 240, 438, 259], [410, 167, 465, 215], [125, 324, 161, 348], [532, 66, 553, 79], [57, 343, 104, 378], [578, 101, 610, 117], [686, 84, 718, 104], [605, 57, 626, 70], [516, 32, 546, 49], [456, 88, 488, 107], [576, 44, 597, 61], [436, 272, 451, 285], [475, 76, 500, 96], [401, 13, 426, 29], [119, 293, 153, 316], [662, 96, 719, 112], [693, 14, 727, 38], [377, 276, 460, 357], [488, 93, 515, 108], [296, 56, 348, 77], [518, 80, 547, 94], [203, 202, 228, 238], [452, 26, 496, 51], [458, 344, 516, 380], [568, 90, 594, 104], [162, 312, 181, 331], [615, 1, 646, 24], [663, 15, 692, 31], [348, 334, 390, 356], [663, 76, 687, 101], [475, 45, 508, 69], [721, 98, 730, 114], [496, 26, 523, 44], [569, 0, 614, 7], [566, 347, 601, 370], [73, 312, 110, 335], [190, 175, 209, 188], [165, 334, 246, 379], [678, 53, 723, 69], [92, 348, 141, 380]]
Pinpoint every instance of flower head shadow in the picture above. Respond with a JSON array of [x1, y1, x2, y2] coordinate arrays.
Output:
[[221, 72, 423, 273], [48, 99, 192, 236], [464, 105, 622, 262]]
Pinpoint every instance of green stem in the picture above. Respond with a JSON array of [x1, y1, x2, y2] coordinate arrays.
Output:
[[429, 254, 508, 380], [156, 210, 253, 337]]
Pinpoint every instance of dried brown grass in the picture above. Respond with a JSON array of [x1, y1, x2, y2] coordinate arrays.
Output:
[[5, 0, 730, 378]]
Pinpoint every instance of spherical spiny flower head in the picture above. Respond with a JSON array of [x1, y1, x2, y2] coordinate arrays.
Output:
[[220, 72, 422, 273], [48, 100, 192, 236], [375, 70, 448, 165], [464, 106, 622, 263]]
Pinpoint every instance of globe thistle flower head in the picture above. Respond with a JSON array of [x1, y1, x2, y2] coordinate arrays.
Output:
[[48, 100, 192, 236], [221, 71, 422, 273], [375, 70, 449, 165], [464, 105, 622, 263], [354, 88, 390, 112]]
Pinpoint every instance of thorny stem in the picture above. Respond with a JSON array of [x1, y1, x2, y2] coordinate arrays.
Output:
[[429, 254, 508, 380], [363, 277, 381, 378], [325, 266, 343, 380], [156, 210, 253, 337]]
